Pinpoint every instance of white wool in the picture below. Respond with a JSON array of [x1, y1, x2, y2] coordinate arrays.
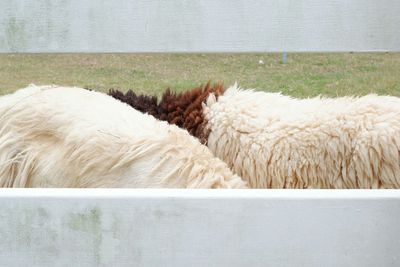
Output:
[[0, 85, 246, 188], [203, 84, 400, 188]]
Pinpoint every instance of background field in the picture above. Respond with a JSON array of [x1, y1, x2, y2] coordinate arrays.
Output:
[[0, 53, 399, 97]]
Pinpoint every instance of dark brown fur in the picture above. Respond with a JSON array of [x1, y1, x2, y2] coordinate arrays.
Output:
[[108, 82, 225, 144], [109, 89, 160, 117]]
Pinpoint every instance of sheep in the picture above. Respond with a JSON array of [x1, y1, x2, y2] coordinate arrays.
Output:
[[0, 84, 246, 188], [110, 83, 400, 189]]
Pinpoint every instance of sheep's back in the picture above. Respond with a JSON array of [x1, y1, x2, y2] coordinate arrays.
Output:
[[204, 85, 400, 188], [0, 85, 246, 188]]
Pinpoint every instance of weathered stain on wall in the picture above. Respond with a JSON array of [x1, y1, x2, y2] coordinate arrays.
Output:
[[4, 17, 27, 52], [67, 208, 103, 265]]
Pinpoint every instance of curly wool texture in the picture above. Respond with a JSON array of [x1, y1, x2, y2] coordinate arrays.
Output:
[[158, 83, 224, 143], [0, 85, 246, 188], [203, 84, 400, 188]]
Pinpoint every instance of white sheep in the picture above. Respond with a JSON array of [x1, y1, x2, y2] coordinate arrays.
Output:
[[112, 83, 400, 188], [204, 84, 400, 188], [0, 85, 246, 188]]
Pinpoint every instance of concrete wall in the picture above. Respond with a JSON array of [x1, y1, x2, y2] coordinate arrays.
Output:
[[0, 189, 399, 267], [1, 0, 399, 52]]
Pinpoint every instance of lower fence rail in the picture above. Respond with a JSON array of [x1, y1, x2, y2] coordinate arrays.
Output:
[[0, 189, 399, 267]]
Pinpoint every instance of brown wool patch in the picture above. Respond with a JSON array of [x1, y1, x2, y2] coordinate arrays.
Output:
[[158, 82, 224, 144], [108, 82, 225, 144]]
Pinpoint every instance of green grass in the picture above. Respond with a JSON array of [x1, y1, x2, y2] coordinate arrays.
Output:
[[0, 53, 399, 97]]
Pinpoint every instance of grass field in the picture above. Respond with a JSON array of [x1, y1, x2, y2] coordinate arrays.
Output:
[[0, 53, 399, 97]]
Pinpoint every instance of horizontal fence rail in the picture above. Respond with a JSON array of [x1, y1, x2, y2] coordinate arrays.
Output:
[[0, 189, 399, 267], [0, 0, 400, 53]]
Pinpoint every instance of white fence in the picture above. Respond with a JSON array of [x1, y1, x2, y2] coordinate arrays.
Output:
[[1, 1, 400, 266], [1, 189, 399, 267], [0, 0, 400, 52]]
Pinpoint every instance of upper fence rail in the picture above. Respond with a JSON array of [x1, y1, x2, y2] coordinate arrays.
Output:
[[1, 0, 399, 53]]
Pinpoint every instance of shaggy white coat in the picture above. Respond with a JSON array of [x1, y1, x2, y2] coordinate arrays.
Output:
[[0, 85, 246, 188], [203, 84, 400, 188]]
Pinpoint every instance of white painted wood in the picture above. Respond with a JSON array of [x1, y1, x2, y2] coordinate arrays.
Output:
[[0, 189, 399, 267], [0, 0, 399, 53]]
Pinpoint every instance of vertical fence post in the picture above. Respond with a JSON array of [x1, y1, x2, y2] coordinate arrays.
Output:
[[282, 52, 287, 64]]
